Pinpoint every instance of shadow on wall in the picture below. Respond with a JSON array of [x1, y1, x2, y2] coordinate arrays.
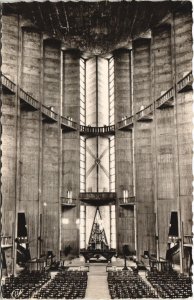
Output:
[[61, 245, 77, 260], [63, 245, 72, 256]]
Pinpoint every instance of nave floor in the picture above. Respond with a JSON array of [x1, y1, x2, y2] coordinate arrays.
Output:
[[85, 264, 110, 299]]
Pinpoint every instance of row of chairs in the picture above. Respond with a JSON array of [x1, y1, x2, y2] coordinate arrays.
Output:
[[146, 269, 192, 298], [108, 270, 158, 298], [33, 271, 88, 299], [1, 270, 50, 299]]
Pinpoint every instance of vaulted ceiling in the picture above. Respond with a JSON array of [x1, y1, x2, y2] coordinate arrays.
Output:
[[3, 1, 190, 54]]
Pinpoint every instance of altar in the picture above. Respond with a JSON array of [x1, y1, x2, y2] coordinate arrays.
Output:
[[80, 248, 116, 263], [80, 206, 116, 262]]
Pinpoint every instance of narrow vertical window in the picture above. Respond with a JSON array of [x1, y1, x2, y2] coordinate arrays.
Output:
[[80, 205, 86, 249], [80, 58, 86, 125], [110, 205, 116, 248], [109, 135, 115, 192], [108, 57, 114, 125], [80, 58, 86, 193], [80, 136, 86, 192]]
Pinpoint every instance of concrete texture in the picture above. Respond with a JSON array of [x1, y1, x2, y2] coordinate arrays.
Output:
[[114, 49, 134, 254], [1, 3, 192, 274]]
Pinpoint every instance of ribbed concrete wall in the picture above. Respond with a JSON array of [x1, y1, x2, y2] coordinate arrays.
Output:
[[1, 17, 63, 263], [19, 28, 42, 258], [133, 39, 151, 112], [133, 38, 155, 258], [152, 25, 175, 258], [174, 10, 192, 80], [1, 15, 19, 240], [114, 49, 133, 196], [41, 40, 61, 255], [114, 49, 134, 253], [173, 11, 193, 272], [152, 25, 173, 99], [174, 10, 192, 238], [61, 207, 78, 254], [1, 15, 19, 81], [1, 6, 192, 269], [61, 50, 80, 253], [117, 207, 135, 254]]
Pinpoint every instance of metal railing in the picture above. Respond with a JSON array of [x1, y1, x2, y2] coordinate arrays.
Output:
[[119, 197, 135, 205], [1, 236, 12, 246], [16, 236, 28, 244], [136, 103, 154, 121], [117, 116, 134, 129], [42, 105, 58, 122], [61, 197, 76, 206], [61, 116, 78, 130], [2, 70, 193, 139], [155, 88, 174, 108], [80, 125, 115, 134], [80, 192, 116, 200], [2, 74, 16, 93], [20, 89, 40, 110], [177, 71, 192, 92], [183, 235, 193, 246]]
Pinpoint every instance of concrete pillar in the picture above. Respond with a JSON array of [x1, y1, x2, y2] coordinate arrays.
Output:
[[172, 7, 192, 272], [41, 38, 61, 257], [19, 27, 42, 258], [173, 7, 192, 236], [151, 24, 175, 259], [114, 49, 134, 254], [1, 13, 20, 274], [133, 38, 156, 259], [61, 49, 80, 254]]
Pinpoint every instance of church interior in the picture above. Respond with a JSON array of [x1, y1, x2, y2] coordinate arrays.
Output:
[[1, 1, 193, 299]]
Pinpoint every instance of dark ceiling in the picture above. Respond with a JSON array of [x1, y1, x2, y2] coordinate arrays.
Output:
[[3, 1, 191, 54]]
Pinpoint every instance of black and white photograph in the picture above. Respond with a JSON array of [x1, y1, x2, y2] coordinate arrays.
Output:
[[1, 0, 193, 299]]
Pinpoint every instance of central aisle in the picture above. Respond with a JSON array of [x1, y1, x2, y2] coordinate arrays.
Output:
[[85, 264, 110, 299]]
